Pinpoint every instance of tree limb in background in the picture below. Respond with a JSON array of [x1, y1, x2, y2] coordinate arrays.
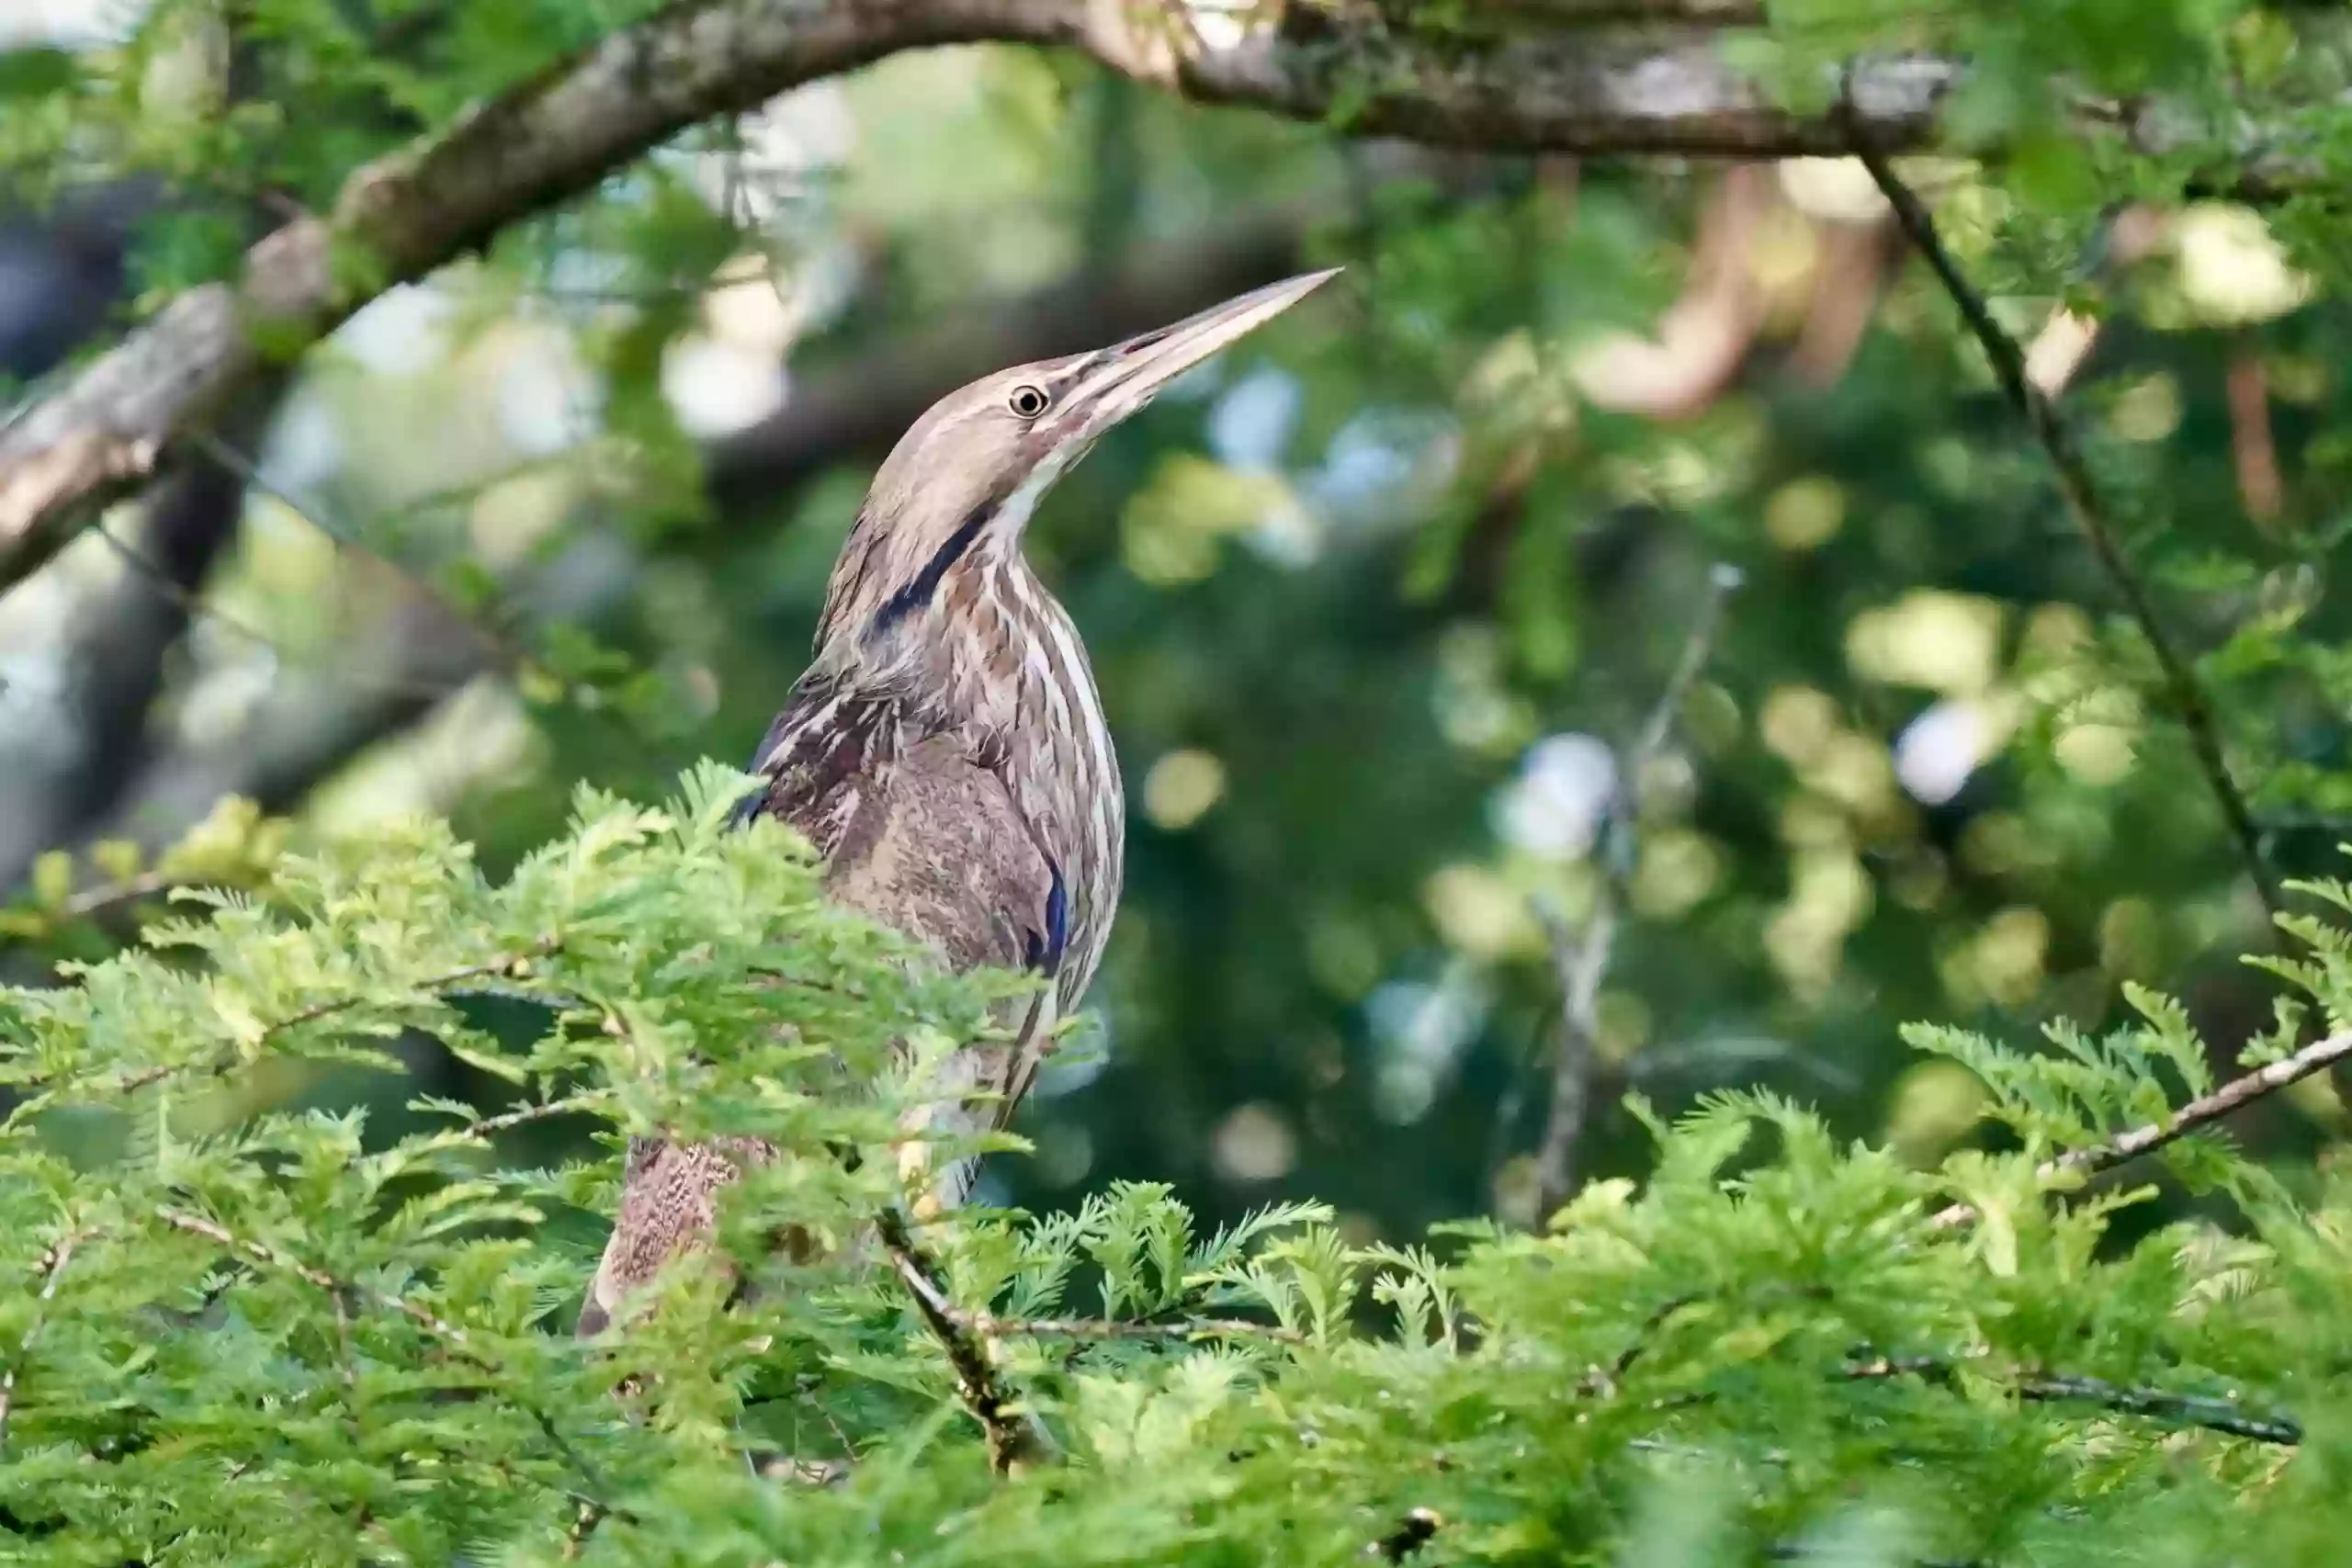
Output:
[[2019, 207, 2169, 398], [1532, 563, 1741, 1223], [0, 0, 300, 893], [1785, 212, 1897, 388], [2225, 348, 2284, 527], [0, 381, 286, 892], [1568, 166, 1774, 420], [1847, 124, 2285, 922], [707, 205, 1313, 506], [0, 178, 248, 887], [1, 0, 2291, 599], [87, 588, 497, 855]]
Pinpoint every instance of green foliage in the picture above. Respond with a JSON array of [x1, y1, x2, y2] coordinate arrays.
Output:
[[8, 776, 2352, 1563], [23, 2, 2352, 1557]]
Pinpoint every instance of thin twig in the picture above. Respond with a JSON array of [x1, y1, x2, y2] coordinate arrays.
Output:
[[944, 1309, 1306, 1346], [1838, 1353, 2301, 1446], [1845, 108, 2281, 920], [108, 955, 518, 1094], [58, 868, 183, 920], [0, 1229, 89, 1450], [1928, 1029, 2352, 1228], [873, 1206, 1055, 1474], [449, 1090, 614, 1142], [1532, 563, 1741, 1222], [183, 428, 528, 675], [91, 519, 471, 705], [153, 1205, 629, 1512], [17, 944, 560, 1104], [155, 1207, 475, 1345], [2018, 1371, 2301, 1445], [1577, 1292, 1702, 1397]]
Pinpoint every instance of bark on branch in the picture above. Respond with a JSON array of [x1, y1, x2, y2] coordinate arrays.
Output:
[[0, 0, 1976, 598], [1928, 1028, 2352, 1230]]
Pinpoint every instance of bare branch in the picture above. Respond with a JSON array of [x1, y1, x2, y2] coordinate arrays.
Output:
[[1847, 115, 2284, 922], [89, 594, 492, 856], [1928, 1029, 2352, 1230], [1569, 167, 1774, 419], [1532, 563, 1740, 1221], [2225, 348, 2284, 525], [0, 384, 278, 892], [873, 1205, 1055, 1474], [181, 426, 526, 676], [56, 867, 182, 921]]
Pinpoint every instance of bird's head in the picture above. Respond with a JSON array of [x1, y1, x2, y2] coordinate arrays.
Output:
[[815, 266, 1340, 654]]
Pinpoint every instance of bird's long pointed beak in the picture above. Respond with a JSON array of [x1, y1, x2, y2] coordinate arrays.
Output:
[[1058, 266, 1341, 434]]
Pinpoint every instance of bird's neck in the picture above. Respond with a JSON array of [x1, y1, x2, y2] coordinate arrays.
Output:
[[813, 536, 1125, 1003], [819, 543, 1063, 728]]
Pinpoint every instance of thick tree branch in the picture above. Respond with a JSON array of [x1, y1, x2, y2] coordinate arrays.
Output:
[[1848, 118, 2284, 922], [85, 589, 495, 859], [0, 0, 1986, 597], [0, 384, 283, 892]]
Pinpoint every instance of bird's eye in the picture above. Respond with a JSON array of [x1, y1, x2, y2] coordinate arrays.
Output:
[[1008, 384, 1050, 418]]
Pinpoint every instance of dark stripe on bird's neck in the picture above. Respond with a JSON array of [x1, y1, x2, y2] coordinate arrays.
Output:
[[872, 504, 991, 633]]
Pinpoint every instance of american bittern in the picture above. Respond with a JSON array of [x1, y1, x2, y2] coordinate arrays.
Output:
[[580, 267, 1339, 1336]]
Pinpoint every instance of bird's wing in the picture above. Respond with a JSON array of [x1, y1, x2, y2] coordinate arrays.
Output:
[[734, 673, 899, 859], [743, 680, 1066, 1129]]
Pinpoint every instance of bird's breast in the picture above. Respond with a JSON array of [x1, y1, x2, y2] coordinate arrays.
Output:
[[961, 565, 1125, 1006]]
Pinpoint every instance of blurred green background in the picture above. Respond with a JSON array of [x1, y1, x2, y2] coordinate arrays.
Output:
[[6, 15, 2347, 1247]]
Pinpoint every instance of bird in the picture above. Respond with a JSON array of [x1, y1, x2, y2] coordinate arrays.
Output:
[[579, 266, 1340, 1337]]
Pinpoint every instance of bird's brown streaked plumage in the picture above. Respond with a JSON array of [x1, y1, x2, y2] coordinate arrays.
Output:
[[580, 266, 1340, 1337]]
